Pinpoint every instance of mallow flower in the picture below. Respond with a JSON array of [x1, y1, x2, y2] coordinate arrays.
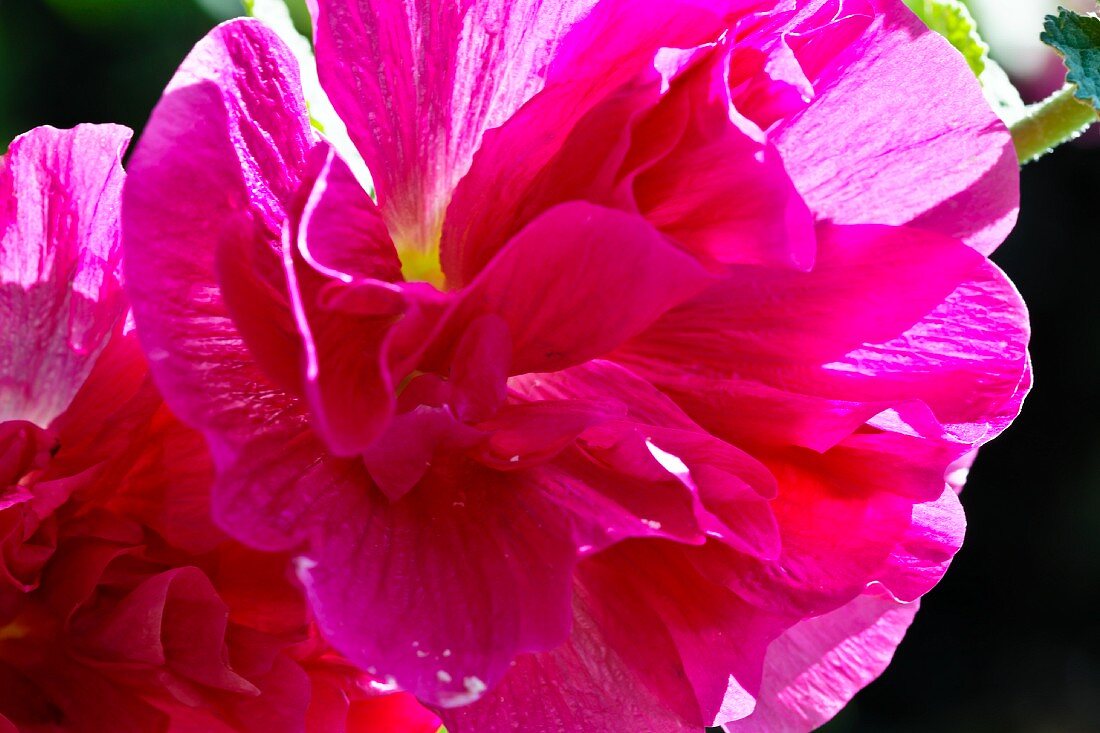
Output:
[[0, 125, 441, 733], [121, 0, 1031, 730]]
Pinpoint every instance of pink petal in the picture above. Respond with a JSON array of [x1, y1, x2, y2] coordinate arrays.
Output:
[[281, 144, 422, 456], [632, 223, 985, 370], [122, 19, 312, 463], [314, 0, 754, 250], [445, 45, 815, 280], [723, 588, 919, 732], [0, 124, 131, 428], [294, 457, 579, 708], [817, 261, 1030, 447], [700, 428, 966, 618], [630, 43, 816, 270], [440, 544, 793, 732], [435, 202, 712, 376], [773, 0, 1018, 253], [620, 223, 1030, 450], [510, 363, 781, 559]]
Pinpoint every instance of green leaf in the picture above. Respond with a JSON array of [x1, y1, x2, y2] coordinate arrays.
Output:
[[1041, 6, 1100, 112], [903, 0, 988, 76]]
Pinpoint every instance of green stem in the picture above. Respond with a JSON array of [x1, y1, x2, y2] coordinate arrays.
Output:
[[1010, 84, 1099, 164]]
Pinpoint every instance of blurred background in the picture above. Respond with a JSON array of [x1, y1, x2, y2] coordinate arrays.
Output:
[[1, 0, 1096, 730]]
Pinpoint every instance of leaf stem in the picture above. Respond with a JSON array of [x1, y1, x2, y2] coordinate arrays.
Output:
[[1010, 84, 1099, 164]]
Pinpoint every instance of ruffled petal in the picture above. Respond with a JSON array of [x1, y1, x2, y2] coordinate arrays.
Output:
[[436, 202, 712, 375], [440, 543, 794, 732], [122, 19, 312, 463], [773, 0, 1018, 253], [723, 588, 918, 733], [280, 144, 432, 456], [314, 0, 755, 249], [445, 44, 815, 281], [698, 428, 966, 618], [294, 457, 579, 708], [621, 223, 1030, 451], [0, 124, 131, 428]]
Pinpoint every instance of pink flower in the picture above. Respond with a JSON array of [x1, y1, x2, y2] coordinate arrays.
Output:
[[0, 125, 440, 733], [121, 0, 1030, 730]]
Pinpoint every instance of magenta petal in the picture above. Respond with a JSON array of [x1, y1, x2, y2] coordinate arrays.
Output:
[[313, 0, 600, 247], [708, 426, 964, 618], [295, 144, 401, 284], [295, 459, 578, 708], [621, 222, 1030, 450], [212, 417, 335, 552], [818, 260, 1030, 447], [774, 2, 1018, 253], [634, 223, 986, 370], [123, 19, 312, 462], [1, 124, 131, 428], [723, 589, 919, 733], [314, 0, 750, 248], [439, 202, 712, 375], [282, 145, 409, 456], [440, 544, 792, 732]]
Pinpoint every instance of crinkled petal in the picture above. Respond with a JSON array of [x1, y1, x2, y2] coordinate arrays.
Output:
[[723, 588, 919, 733], [122, 19, 312, 463], [621, 223, 1030, 450], [774, 0, 1018, 253]]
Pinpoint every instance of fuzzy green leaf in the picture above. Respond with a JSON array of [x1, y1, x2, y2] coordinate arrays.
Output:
[[1041, 6, 1100, 111], [904, 0, 989, 76]]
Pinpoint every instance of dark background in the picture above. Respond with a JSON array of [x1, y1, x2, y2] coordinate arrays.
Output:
[[2, 1, 1097, 730]]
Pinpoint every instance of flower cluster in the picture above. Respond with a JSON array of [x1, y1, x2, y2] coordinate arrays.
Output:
[[2, 0, 1030, 731]]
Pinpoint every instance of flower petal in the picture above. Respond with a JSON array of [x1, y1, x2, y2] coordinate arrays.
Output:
[[723, 588, 919, 733], [295, 457, 579, 708], [773, 0, 1018, 253], [621, 223, 1030, 450], [436, 202, 712, 376], [0, 124, 131, 428], [123, 19, 312, 463], [314, 0, 754, 249], [439, 543, 794, 732]]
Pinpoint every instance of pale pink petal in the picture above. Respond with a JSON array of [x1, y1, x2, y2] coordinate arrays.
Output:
[[724, 589, 919, 733], [774, 0, 1018, 253], [0, 124, 131, 428]]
